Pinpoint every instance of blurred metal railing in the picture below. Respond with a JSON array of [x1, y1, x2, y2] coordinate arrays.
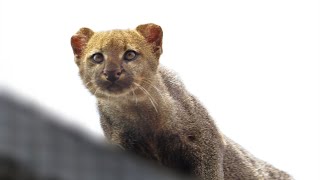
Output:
[[0, 90, 193, 180]]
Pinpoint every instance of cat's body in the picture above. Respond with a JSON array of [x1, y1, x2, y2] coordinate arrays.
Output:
[[71, 23, 293, 180]]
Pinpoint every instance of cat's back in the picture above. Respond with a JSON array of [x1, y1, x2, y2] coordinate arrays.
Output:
[[158, 66, 293, 180]]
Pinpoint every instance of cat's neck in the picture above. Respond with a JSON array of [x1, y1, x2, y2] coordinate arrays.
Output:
[[97, 74, 171, 115]]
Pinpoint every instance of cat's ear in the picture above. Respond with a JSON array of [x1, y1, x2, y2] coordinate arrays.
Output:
[[71, 27, 94, 65], [136, 23, 163, 56]]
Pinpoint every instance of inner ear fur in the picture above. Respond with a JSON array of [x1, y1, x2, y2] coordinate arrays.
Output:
[[136, 23, 163, 56], [71, 27, 94, 63]]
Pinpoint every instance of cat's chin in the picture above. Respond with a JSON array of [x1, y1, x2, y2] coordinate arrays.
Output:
[[95, 82, 132, 98], [105, 83, 125, 92]]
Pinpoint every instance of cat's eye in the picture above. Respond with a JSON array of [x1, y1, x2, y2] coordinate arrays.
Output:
[[123, 50, 138, 61], [91, 53, 104, 63]]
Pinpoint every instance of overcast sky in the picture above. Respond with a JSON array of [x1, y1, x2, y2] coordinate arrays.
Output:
[[0, 0, 319, 179]]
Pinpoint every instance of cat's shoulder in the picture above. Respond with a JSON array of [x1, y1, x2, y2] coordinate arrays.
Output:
[[158, 65, 183, 86], [158, 65, 188, 98]]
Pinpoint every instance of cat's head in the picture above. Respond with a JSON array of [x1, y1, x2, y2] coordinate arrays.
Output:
[[71, 23, 163, 98]]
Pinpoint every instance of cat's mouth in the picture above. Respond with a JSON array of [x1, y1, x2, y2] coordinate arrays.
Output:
[[96, 77, 133, 95]]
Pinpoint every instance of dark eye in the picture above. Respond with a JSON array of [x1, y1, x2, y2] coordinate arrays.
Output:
[[123, 50, 138, 61], [91, 53, 104, 63]]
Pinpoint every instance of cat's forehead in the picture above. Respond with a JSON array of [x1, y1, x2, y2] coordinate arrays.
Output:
[[86, 29, 144, 52]]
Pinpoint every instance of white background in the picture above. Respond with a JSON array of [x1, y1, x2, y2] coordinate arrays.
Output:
[[0, 0, 319, 179]]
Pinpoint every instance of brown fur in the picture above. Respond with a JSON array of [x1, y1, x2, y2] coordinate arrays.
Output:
[[71, 23, 293, 180]]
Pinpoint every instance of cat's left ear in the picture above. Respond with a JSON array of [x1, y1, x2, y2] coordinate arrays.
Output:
[[136, 23, 163, 57], [71, 27, 94, 65]]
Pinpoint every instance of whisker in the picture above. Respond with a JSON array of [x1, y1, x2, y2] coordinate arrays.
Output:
[[149, 97, 158, 113], [134, 82, 158, 105], [93, 88, 99, 96], [85, 65, 100, 85], [84, 65, 100, 88], [134, 82, 158, 113], [142, 79, 165, 100], [87, 86, 95, 93], [85, 81, 91, 86], [130, 86, 138, 105]]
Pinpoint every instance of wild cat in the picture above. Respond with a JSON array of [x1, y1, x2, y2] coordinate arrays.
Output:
[[71, 23, 293, 180]]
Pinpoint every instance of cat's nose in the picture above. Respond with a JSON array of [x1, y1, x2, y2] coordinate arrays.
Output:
[[103, 69, 122, 82]]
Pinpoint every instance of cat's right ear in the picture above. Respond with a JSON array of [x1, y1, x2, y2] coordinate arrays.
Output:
[[71, 28, 94, 66]]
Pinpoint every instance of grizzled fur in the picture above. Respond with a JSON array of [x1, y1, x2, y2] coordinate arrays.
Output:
[[71, 23, 293, 180]]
